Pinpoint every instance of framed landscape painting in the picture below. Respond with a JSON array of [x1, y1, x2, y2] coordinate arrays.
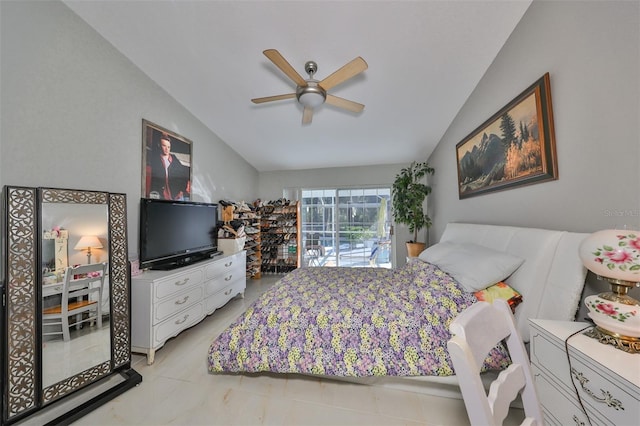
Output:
[[141, 119, 193, 201], [456, 73, 558, 199]]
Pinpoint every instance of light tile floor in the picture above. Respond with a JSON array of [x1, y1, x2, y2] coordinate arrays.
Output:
[[43, 319, 111, 388], [76, 274, 525, 426]]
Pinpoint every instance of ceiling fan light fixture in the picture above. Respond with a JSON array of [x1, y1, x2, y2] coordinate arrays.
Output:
[[296, 84, 326, 108], [253, 50, 367, 123]]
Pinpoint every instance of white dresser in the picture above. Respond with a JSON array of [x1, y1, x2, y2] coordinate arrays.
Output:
[[529, 319, 640, 425], [131, 251, 246, 364]]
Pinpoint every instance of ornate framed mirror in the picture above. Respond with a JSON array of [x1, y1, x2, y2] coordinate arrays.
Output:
[[2, 186, 141, 425]]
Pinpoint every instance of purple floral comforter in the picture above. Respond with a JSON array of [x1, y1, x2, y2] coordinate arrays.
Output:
[[207, 260, 510, 377]]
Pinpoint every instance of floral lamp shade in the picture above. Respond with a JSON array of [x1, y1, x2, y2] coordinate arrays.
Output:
[[578, 230, 640, 282], [578, 229, 640, 352]]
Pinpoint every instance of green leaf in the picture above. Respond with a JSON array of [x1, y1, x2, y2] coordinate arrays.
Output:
[[391, 161, 434, 242]]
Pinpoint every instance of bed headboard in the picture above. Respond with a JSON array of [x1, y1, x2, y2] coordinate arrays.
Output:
[[439, 223, 589, 341]]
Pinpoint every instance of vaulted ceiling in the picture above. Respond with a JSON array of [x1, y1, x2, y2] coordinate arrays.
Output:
[[63, 0, 532, 172]]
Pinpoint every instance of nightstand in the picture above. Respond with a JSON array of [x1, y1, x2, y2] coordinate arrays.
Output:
[[529, 319, 639, 425]]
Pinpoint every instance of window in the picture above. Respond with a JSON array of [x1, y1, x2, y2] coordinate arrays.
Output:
[[300, 187, 392, 268]]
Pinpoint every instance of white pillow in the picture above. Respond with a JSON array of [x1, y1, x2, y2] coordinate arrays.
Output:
[[418, 241, 524, 292]]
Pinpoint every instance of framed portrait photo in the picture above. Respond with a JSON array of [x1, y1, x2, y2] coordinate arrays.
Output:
[[141, 119, 193, 201], [456, 73, 558, 199]]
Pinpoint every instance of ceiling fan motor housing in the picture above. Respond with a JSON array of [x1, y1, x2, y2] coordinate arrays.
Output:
[[251, 50, 368, 119], [296, 80, 326, 108]]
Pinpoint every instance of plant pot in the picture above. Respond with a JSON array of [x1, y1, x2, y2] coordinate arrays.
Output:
[[406, 242, 426, 258]]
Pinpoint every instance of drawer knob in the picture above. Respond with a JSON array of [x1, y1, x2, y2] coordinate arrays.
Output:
[[175, 314, 189, 325], [571, 368, 624, 410], [175, 278, 189, 286], [225, 261, 233, 267], [225, 275, 232, 281], [224, 289, 232, 296], [175, 296, 189, 305]]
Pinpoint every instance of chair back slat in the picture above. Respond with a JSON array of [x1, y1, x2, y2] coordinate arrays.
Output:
[[42, 262, 107, 341], [448, 299, 544, 426], [488, 364, 526, 423]]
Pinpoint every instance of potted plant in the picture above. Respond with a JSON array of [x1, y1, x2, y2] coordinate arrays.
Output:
[[391, 161, 435, 257]]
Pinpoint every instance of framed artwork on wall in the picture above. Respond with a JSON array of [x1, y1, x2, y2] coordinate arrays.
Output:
[[456, 73, 558, 199], [141, 119, 193, 201]]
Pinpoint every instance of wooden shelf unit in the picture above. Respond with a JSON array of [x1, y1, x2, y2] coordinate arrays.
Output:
[[259, 200, 301, 274]]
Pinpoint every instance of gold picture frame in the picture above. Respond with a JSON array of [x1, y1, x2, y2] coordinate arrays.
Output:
[[141, 119, 193, 201], [456, 73, 558, 199]]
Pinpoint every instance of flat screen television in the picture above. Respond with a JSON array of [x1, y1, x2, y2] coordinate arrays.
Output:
[[139, 198, 219, 270]]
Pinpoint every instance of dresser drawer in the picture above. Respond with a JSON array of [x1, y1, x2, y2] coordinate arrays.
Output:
[[533, 365, 589, 426], [154, 285, 204, 324], [205, 279, 245, 314], [569, 355, 638, 426], [205, 252, 245, 280], [154, 269, 203, 300], [205, 269, 243, 296], [154, 302, 205, 345], [530, 328, 574, 391], [132, 254, 247, 364]]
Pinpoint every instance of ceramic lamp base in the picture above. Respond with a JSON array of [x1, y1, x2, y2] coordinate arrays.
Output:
[[585, 294, 639, 335]]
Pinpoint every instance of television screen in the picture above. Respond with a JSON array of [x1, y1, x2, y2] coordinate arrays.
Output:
[[140, 198, 218, 269]]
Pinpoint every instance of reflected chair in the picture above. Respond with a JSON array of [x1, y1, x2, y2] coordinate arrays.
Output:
[[43, 262, 107, 342], [447, 299, 543, 426]]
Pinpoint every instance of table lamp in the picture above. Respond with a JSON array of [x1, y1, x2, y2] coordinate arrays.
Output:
[[578, 229, 640, 353], [74, 235, 103, 264]]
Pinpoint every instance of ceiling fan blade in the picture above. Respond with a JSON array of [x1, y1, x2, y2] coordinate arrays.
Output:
[[263, 49, 308, 87], [302, 106, 313, 125], [325, 94, 365, 113], [251, 93, 296, 104], [318, 56, 368, 91]]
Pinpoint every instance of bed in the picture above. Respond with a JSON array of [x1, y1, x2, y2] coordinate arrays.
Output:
[[208, 223, 589, 397]]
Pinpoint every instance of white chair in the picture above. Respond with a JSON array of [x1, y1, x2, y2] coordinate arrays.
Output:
[[305, 233, 324, 266], [447, 299, 543, 426], [42, 263, 107, 342]]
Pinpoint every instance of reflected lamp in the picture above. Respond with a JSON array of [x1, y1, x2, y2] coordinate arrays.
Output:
[[578, 229, 640, 353], [74, 235, 103, 264]]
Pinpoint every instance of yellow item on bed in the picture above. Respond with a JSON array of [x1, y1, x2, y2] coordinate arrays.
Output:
[[474, 282, 522, 313]]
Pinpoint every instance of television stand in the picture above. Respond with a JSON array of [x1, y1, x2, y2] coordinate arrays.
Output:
[[131, 251, 246, 364]]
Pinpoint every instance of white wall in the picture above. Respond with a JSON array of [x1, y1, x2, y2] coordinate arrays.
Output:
[[259, 164, 404, 200], [259, 163, 436, 264], [0, 0, 259, 258], [260, 1, 640, 269], [427, 0, 639, 241], [426, 0, 640, 304], [2, 0, 638, 284]]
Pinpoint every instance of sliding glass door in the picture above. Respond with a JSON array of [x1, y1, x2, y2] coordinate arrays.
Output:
[[300, 187, 392, 268]]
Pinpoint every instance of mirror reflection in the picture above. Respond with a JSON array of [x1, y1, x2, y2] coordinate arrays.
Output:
[[41, 202, 111, 388]]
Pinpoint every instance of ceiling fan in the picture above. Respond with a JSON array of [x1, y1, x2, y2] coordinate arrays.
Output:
[[251, 49, 368, 125]]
